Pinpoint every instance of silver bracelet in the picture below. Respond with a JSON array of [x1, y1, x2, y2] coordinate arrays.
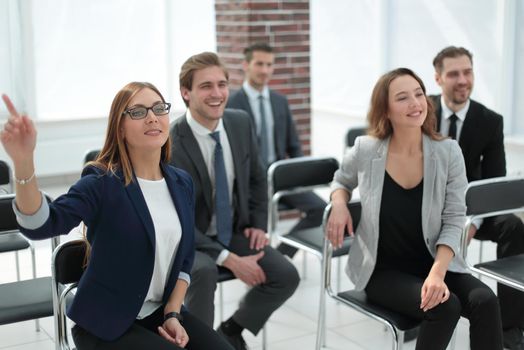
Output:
[[15, 172, 35, 185]]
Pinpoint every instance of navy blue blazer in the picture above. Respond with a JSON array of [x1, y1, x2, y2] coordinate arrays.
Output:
[[19, 163, 195, 341]]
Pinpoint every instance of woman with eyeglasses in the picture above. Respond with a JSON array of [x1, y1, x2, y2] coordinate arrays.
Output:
[[1, 82, 233, 350], [326, 68, 503, 350]]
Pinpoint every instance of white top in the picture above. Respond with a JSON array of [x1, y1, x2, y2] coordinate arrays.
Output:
[[243, 80, 276, 164], [136, 177, 184, 319], [186, 109, 235, 265]]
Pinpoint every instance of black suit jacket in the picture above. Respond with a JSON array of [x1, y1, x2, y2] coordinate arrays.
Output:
[[227, 87, 303, 161], [169, 109, 268, 260], [431, 95, 506, 182]]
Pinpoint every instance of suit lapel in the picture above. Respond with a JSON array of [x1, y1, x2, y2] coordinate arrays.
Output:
[[239, 89, 256, 121], [177, 117, 213, 210], [370, 138, 388, 234], [161, 164, 190, 300], [222, 114, 243, 182], [269, 90, 282, 155], [458, 101, 477, 150], [434, 96, 443, 132], [421, 135, 436, 236], [125, 173, 156, 248]]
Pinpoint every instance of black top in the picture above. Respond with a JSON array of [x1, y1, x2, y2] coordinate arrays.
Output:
[[375, 172, 434, 275]]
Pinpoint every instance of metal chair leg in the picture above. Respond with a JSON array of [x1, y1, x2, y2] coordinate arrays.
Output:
[[15, 251, 21, 280], [219, 283, 224, 322], [30, 244, 41, 331], [261, 326, 267, 350], [302, 250, 308, 279]]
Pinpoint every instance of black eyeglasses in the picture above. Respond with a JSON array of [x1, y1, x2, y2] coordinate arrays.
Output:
[[123, 102, 171, 120]]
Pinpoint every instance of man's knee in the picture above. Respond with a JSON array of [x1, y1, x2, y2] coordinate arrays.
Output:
[[276, 258, 300, 297], [191, 253, 219, 289]]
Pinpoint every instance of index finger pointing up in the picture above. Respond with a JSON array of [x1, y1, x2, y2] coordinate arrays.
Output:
[[2, 94, 21, 119]]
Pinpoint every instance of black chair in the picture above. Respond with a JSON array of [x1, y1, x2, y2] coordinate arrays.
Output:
[[316, 201, 456, 350], [267, 156, 348, 343], [0, 193, 59, 333], [52, 239, 86, 350], [0, 160, 12, 194], [83, 150, 100, 165], [345, 126, 367, 148], [461, 176, 524, 292]]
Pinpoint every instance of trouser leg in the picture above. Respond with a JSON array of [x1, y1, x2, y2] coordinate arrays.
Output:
[[365, 269, 460, 350], [185, 251, 219, 328], [229, 234, 300, 335]]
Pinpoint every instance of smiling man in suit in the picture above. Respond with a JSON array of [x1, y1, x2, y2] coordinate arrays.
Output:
[[431, 46, 524, 350], [169, 52, 299, 350], [227, 43, 326, 258]]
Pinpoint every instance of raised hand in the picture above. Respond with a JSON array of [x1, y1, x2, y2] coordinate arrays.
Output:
[[1, 94, 37, 163]]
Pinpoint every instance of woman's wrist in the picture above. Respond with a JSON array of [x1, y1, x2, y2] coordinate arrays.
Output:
[[164, 311, 183, 323]]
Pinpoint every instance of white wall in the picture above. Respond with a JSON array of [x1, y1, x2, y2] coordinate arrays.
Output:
[[0, 1, 215, 178]]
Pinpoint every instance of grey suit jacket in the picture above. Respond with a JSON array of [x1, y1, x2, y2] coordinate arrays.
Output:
[[169, 109, 268, 260], [227, 88, 303, 161], [332, 135, 469, 290]]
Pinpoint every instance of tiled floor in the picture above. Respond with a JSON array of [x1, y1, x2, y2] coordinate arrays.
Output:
[[0, 184, 499, 349]]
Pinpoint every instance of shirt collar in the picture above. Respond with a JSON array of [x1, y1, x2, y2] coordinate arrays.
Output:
[[243, 80, 270, 100], [440, 95, 469, 122], [186, 108, 225, 136]]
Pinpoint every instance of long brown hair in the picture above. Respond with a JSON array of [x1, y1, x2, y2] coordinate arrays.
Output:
[[367, 68, 442, 140], [87, 82, 171, 185]]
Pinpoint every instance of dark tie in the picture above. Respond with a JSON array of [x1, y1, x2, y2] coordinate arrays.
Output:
[[258, 95, 269, 167], [209, 131, 232, 246], [448, 114, 458, 140]]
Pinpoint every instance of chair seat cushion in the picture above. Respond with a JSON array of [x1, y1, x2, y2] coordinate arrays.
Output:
[[474, 254, 524, 287], [0, 232, 30, 253], [337, 290, 420, 331], [281, 227, 352, 258], [217, 266, 235, 283], [0, 277, 53, 325]]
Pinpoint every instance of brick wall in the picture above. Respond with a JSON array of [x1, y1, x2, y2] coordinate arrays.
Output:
[[215, 0, 311, 154]]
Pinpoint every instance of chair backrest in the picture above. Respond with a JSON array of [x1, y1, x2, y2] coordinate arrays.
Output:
[[345, 126, 367, 148], [52, 239, 87, 285], [461, 176, 524, 258], [268, 156, 339, 196], [0, 160, 13, 193], [83, 150, 100, 165], [0, 194, 19, 232], [52, 239, 87, 350], [465, 176, 524, 217]]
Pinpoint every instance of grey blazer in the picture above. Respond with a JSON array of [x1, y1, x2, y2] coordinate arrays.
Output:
[[332, 135, 469, 290]]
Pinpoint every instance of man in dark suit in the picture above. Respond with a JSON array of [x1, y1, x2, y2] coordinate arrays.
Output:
[[432, 46, 524, 350], [226, 42, 326, 258], [170, 52, 299, 350]]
